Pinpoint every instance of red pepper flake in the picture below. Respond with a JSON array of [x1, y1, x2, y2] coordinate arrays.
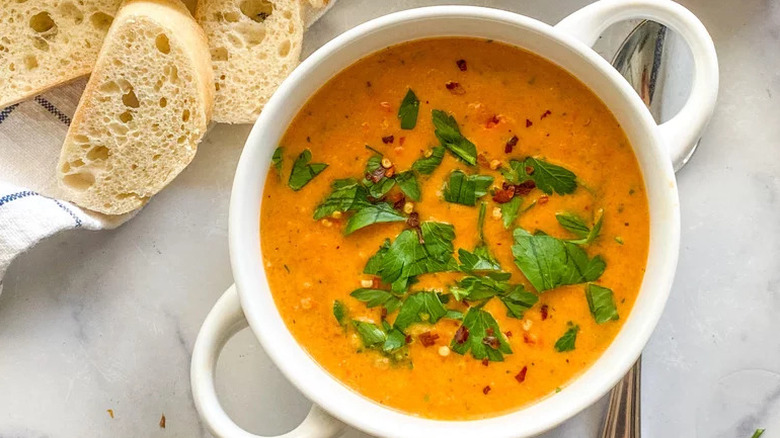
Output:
[[371, 277, 382, 288], [477, 153, 491, 168], [525, 166, 535, 175], [382, 135, 394, 144], [538, 195, 549, 205], [540, 304, 549, 321], [481, 358, 489, 367], [454, 325, 470, 344], [525, 119, 533, 128], [492, 187, 515, 204], [418, 331, 440, 347], [505, 331, 513, 338], [483, 385, 491, 394], [380, 307, 388, 319], [399, 136, 406, 146], [391, 193, 406, 211], [482, 336, 499, 349], [485, 114, 500, 129], [407, 211, 420, 228], [405, 334, 412, 344], [367, 167, 386, 183], [523, 332, 537, 345], [514, 180, 536, 196], [486, 328, 494, 336], [445, 81, 466, 95], [504, 135, 518, 153], [456, 59, 468, 71], [515, 366, 528, 383], [541, 110, 551, 119]]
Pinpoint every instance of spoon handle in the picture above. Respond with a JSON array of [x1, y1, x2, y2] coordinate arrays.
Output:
[[601, 359, 641, 438]]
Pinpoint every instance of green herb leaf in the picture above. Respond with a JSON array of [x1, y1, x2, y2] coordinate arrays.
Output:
[[288, 149, 328, 191], [512, 228, 606, 292], [393, 291, 447, 331], [383, 326, 408, 352], [501, 196, 523, 229], [398, 89, 420, 130], [353, 320, 386, 347], [364, 239, 390, 275], [344, 203, 406, 235], [556, 209, 604, 245], [272, 147, 283, 175], [452, 272, 513, 301], [445, 309, 464, 320], [554, 323, 579, 352], [524, 157, 576, 195], [395, 171, 421, 201], [501, 159, 532, 185], [585, 284, 619, 323], [367, 222, 458, 290], [459, 206, 502, 272], [450, 308, 512, 361], [333, 300, 348, 327], [350, 288, 402, 313], [443, 170, 493, 206], [499, 286, 539, 319], [362, 155, 396, 199], [432, 110, 477, 165], [412, 146, 445, 175], [313, 178, 370, 220], [751, 429, 765, 438]]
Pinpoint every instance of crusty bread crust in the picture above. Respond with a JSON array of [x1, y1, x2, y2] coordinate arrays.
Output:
[[56, 0, 214, 215]]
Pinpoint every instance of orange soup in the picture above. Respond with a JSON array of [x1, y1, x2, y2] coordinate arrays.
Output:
[[260, 38, 649, 420]]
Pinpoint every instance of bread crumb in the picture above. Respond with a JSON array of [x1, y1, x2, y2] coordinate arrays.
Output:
[[107, 409, 114, 419], [159, 413, 166, 429]]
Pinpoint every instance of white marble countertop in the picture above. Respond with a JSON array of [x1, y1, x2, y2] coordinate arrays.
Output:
[[1, 0, 779, 437]]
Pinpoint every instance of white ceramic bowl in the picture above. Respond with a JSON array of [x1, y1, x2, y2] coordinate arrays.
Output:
[[192, 1, 718, 437]]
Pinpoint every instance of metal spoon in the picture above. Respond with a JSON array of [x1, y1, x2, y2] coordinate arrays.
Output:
[[601, 19, 698, 438]]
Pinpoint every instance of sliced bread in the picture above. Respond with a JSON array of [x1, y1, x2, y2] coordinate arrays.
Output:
[[57, 0, 214, 215], [0, 0, 124, 108], [195, 0, 305, 124]]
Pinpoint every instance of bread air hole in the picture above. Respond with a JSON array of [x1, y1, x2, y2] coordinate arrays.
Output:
[[211, 47, 228, 62], [59, 2, 83, 24], [30, 11, 56, 33], [222, 11, 240, 22], [89, 12, 113, 31], [155, 34, 170, 54], [181, 109, 190, 122], [24, 55, 38, 70], [122, 88, 140, 108], [86, 145, 109, 161], [62, 172, 94, 191], [278, 39, 291, 57], [32, 37, 49, 51], [158, 97, 167, 108], [240, 0, 273, 23], [119, 110, 133, 123]]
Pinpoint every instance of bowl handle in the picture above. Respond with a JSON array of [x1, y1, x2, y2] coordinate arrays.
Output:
[[191, 285, 346, 438], [555, 0, 718, 171]]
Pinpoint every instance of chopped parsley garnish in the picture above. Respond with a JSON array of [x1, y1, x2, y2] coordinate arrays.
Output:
[[272, 147, 283, 176], [501, 196, 523, 228], [362, 154, 396, 199], [363, 221, 458, 292], [395, 170, 421, 201], [443, 170, 493, 206], [585, 284, 619, 323], [500, 286, 540, 319], [554, 323, 579, 352], [451, 272, 538, 319], [524, 157, 577, 195], [393, 291, 447, 331], [333, 300, 348, 328], [350, 288, 402, 313], [432, 110, 477, 165], [288, 149, 328, 191], [313, 178, 369, 220], [353, 320, 386, 346], [459, 203, 501, 272], [450, 307, 512, 361], [351, 320, 409, 357], [398, 89, 420, 130], [344, 202, 406, 235], [556, 209, 604, 245], [512, 228, 605, 292], [412, 146, 445, 175]]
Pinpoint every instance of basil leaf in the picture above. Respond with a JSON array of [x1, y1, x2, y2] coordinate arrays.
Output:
[[412, 146, 445, 175], [393, 291, 447, 331], [501, 196, 523, 229], [350, 288, 402, 313], [443, 170, 493, 206], [353, 320, 386, 347], [288, 149, 328, 191], [398, 89, 420, 130], [524, 157, 576, 195], [367, 222, 458, 290], [555, 212, 590, 238], [333, 300, 348, 327], [313, 178, 370, 220], [585, 284, 619, 323], [512, 228, 606, 292], [344, 203, 406, 235], [499, 286, 539, 319], [432, 110, 477, 165], [554, 323, 579, 352], [272, 147, 283, 175], [450, 308, 512, 361], [395, 171, 421, 201]]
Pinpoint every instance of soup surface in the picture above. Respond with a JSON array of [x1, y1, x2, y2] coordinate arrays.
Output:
[[260, 38, 649, 420]]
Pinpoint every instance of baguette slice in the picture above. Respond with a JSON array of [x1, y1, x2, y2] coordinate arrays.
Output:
[[195, 0, 305, 124], [0, 0, 124, 108], [57, 0, 214, 215]]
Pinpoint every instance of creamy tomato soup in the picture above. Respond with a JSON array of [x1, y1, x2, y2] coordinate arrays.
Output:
[[260, 38, 649, 420]]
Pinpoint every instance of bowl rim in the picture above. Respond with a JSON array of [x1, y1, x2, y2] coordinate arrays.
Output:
[[229, 5, 680, 438]]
